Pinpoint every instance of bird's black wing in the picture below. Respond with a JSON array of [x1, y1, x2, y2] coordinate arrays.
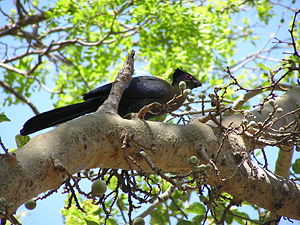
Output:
[[82, 82, 112, 100], [117, 76, 175, 117], [123, 76, 171, 99], [83, 76, 171, 101]]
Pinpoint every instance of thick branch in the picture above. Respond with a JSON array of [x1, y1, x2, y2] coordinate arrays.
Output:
[[223, 87, 300, 131], [0, 114, 216, 215], [0, 88, 300, 219], [275, 146, 294, 178], [218, 158, 300, 220]]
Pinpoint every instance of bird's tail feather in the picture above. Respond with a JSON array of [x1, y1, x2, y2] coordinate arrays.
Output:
[[20, 99, 100, 135]]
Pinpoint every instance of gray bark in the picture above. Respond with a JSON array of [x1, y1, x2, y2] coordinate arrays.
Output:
[[1, 85, 300, 220]]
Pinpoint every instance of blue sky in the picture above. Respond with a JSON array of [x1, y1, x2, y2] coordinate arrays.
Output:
[[0, 0, 299, 224]]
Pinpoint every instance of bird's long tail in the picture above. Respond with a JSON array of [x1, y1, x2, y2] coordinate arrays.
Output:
[[20, 98, 101, 135]]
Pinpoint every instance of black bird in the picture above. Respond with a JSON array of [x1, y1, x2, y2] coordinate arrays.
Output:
[[20, 69, 201, 135]]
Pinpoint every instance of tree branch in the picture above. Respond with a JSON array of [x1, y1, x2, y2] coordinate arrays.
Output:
[[0, 12, 47, 37], [97, 50, 135, 114], [275, 146, 294, 178], [0, 80, 39, 115], [1, 89, 300, 219]]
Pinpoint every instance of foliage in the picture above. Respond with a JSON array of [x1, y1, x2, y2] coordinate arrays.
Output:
[[2, 0, 284, 108], [0, 113, 10, 123], [61, 198, 118, 225]]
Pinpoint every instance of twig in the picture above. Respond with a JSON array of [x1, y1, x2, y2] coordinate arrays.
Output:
[[229, 84, 290, 114], [138, 150, 179, 188], [0, 80, 40, 115], [27, 40, 54, 75], [0, 62, 28, 76], [231, 17, 284, 73], [0, 62, 62, 94], [136, 184, 176, 218], [0, 12, 47, 37], [137, 102, 162, 119], [0, 138, 8, 154], [220, 201, 234, 225], [15, 0, 28, 19], [288, 9, 300, 57], [272, 107, 300, 124], [64, 179, 86, 213]]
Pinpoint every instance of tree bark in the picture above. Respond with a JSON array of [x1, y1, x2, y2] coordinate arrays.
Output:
[[0, 85, 300, 219]]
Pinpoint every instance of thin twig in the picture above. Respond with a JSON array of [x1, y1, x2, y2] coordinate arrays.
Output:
[[0, 80, 40, 115]]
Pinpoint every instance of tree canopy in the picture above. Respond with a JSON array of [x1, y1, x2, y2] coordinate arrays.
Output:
[[0, 0, 299, 224]]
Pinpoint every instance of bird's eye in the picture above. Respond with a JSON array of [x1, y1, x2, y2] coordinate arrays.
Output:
[[186, 74, 193, 79]]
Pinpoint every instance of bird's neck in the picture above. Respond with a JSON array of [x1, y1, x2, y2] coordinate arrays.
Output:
[[169, 85, 181, 96], [169, 86, 186, 105]]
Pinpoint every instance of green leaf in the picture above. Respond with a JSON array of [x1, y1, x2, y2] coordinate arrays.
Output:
[[84, 219, 99, 225], [105, 218, 118, 225], [15, 134, 30, 148], [292, 159, 300, 174], [225, 213, 233, 224], [176, 219, 194, 225], [258, 63, 272, 71], [150, 204, 168, 224], [184, 202, 206, 215], [231, 209, 250, 224], [260, 72, 269, 79], [0, 113, 10, 122], [192, 215, 204, 224]]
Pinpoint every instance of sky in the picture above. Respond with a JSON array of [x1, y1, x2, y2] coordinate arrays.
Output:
[[0, 0, 299, 224]]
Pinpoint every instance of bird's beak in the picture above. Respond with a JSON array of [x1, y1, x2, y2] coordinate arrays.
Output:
[[193, 79, 202, 88]]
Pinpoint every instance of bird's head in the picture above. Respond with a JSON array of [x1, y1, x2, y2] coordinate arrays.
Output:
[[172, 68, 202, 89]]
